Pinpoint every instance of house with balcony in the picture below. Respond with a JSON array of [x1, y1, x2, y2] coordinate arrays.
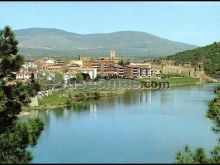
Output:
[[110, 64, 124, 77], [124, 62, 152, 78], [16, 70, 37, 80], [46, 65, 64, 73]]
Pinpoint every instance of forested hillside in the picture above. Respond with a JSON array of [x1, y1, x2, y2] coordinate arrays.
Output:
[[166, 42, 220, 76]]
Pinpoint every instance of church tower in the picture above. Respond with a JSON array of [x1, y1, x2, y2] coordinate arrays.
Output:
[[110, 49, 116, 59]]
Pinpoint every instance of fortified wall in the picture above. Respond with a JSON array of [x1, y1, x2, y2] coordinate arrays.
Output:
[[158, 60, 205, 78]]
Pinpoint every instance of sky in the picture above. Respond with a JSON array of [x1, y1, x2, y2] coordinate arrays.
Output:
[[0, 1, 220, 46]]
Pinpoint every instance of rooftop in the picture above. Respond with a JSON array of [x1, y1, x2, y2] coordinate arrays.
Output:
[[126, 65, 151, 68], [47, 65, 63, 69], [111, 64, 124, 68], [78, 67, 96, 71], [98, 71, 117, 74], [68, 66, 79, 70]]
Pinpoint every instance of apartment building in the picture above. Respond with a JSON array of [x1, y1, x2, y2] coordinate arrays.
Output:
[[82, 59, 114, 72], [110, 64, 124, 77], [124, 65, 139, 78], [124, 62, 152, 78], [97, 71, 117, 78], [46, 65, 64, 72]]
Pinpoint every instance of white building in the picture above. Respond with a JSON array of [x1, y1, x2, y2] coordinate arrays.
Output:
[[46, 59, 55, 64], [16, 71, 37, 80], [70, 60, 83, 67], [78, 68, 97, 80], [22, 62, 37, 70]]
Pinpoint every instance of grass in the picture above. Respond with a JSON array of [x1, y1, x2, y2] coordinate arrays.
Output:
[[36, 83, 126, 110], [166, 77, 200, 85], [137, 76, 200, 87], [32, 77, 201, 110], [38, 90, 69, 108]]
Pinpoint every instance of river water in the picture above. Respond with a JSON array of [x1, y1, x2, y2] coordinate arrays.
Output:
[[27, 83, 219, 163]]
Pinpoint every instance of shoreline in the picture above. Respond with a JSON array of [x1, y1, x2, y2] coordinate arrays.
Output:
[[19, 78, 210, 115]]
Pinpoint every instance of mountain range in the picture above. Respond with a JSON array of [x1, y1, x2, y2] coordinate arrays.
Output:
[[14, 28, 197, 58]]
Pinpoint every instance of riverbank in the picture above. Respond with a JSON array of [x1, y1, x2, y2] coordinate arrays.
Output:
[[137, 76, 203, 87], [23, 87, 126, 111], [21, 77, 203, 112], [175, 84, 220, 163], [209, 86, 220, 111]]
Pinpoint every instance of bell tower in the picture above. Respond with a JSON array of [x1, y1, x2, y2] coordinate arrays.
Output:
[[110, 48, 116, 59]]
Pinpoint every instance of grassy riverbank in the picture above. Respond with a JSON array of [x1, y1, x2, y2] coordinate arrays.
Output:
[[25, 77, 202, 111], [29, 87, 125, 110], [167, 77, 200, 86], [137, 76, 201, 86]]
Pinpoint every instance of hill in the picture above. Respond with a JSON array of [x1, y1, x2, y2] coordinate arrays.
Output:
[[166, 42, 220, 77], [14, 28, 196, 58]]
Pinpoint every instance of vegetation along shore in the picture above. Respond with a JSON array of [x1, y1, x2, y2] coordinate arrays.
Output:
[[175, 84, 220, 163], [21, 76, 204, 112]]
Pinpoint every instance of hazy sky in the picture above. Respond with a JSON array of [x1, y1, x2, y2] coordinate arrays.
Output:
[[0, 1, 220, 46]]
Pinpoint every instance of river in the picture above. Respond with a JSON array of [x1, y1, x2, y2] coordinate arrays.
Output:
[[26, 83, 219, 163]]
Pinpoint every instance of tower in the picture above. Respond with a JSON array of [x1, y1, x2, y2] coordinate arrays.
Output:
[[110, 49, 116, 59], [198, 61, 204, 71]]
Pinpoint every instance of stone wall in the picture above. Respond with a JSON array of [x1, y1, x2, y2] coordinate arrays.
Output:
[[29, 96, 39, 107], [152, 63, 205, 78], [29, 89, 53, 107]]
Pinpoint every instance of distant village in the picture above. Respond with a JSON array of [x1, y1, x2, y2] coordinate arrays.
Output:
[[16, 49, 205, 85]]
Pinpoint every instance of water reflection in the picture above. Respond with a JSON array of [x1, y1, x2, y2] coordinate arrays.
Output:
[[89, 103, 97, 118], [52, 107, 65, 119], [24, 84, 218, 125], [23, 83, 219, 163]]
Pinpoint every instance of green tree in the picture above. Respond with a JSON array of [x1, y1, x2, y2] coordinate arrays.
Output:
[[76, 72, 84, 81], [118, 60, 124, 66], [36, 71, 50, 90], [166, 42, 220, 77], [119, 60, 130, 66], [54, 72, 63, 81], [0, 26, 44, 163], [125, 60, 130, 65], [53, 72, 64, 88], [176, 145, 209, 163]]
